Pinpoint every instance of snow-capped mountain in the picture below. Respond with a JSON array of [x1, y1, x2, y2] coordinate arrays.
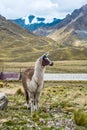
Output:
[[11, 15, 62, 36]]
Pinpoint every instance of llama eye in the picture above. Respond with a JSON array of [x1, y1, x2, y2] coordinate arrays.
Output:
[[43, 56, 46, 60]]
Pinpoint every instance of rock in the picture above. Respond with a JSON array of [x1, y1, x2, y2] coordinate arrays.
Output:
[[0, 93, 8, 110]]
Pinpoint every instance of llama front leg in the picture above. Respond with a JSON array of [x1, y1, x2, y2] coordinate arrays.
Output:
[[29, 93, 35, 114], [34, 92, 40, 111], [30, 92, 40, 113]]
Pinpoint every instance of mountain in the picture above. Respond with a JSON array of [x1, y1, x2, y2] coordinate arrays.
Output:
[[0, 5, 87, 62], [0, 15, 58, 62], [49, 4, 87, 47], [11, 15, 61, 36]]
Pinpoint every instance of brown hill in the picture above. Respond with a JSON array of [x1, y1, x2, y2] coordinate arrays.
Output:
[[0, 15, 57, 62]]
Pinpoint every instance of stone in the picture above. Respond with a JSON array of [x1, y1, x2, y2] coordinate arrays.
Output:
[[0, 93, 8, 110]]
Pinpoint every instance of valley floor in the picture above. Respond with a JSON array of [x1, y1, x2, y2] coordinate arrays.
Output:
[[1, 60, 87, 73], [0, 81, 87, 130]]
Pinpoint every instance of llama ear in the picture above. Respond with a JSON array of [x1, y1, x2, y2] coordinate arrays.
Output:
[[41, 52, 49, 59], [44, 52, 49, 56]]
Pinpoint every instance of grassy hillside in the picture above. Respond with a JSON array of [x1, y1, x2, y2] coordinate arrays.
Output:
[[49, 26, 87, 47], [0, 34, 57, 62], [0, 15, 87, 62], [0, 15, 58, 62], [48, 27, 87, 61]]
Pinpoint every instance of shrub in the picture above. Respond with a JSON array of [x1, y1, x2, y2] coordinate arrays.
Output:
[[0, 81, 4, 87], [15, 88, 24, 95], [74, 109, 87, 128]]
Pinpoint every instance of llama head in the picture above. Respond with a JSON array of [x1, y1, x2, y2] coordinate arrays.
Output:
[[40, 53, 53, 67]]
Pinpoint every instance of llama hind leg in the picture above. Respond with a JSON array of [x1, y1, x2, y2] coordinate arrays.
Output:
[[25, 91, 31, 110], [29, 93, 35, 113]]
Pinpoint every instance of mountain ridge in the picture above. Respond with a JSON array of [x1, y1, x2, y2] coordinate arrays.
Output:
[[49, 4, 87, 47], [55, 4, 87, 30], [11, 16, 62, 36], [0, 4, 87, 62]]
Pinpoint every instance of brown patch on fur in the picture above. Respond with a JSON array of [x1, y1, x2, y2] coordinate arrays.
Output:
[[22, 68, 34, 104], [22, 68, 34, 89], [24, 68, 34, 80]]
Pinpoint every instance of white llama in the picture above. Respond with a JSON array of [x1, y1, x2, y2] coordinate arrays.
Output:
[[22, 53, 53, 113]]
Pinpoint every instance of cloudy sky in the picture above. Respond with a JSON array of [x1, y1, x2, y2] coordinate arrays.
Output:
[[0, 0, 87, 21]]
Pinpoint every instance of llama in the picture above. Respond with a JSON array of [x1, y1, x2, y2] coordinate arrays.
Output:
[[22, 53, 53, 113]]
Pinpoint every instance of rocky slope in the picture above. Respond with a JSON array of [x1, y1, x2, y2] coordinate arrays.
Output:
[[49, 4, 87, 47], [11, 16, 61, 36]]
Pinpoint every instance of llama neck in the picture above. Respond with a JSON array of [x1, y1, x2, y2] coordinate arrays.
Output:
[[33, 61, 46, 83]]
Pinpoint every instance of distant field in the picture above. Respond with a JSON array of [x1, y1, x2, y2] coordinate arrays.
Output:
[[0, 81, 87, 129], [0, 60, 87, 73], [47, 60, 87, 73]]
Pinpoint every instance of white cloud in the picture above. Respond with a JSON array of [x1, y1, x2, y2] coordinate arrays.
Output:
[[0, 0, 87, 19], [51, 0, 87, 11]]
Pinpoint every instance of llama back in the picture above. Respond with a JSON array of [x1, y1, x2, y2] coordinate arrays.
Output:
[[22, 68, 34, 92]]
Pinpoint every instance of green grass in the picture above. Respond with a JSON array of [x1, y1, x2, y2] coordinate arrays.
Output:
[[75, 126, 87, 130], [0, 81, 87, 129], [0, 46, 87, 62]]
